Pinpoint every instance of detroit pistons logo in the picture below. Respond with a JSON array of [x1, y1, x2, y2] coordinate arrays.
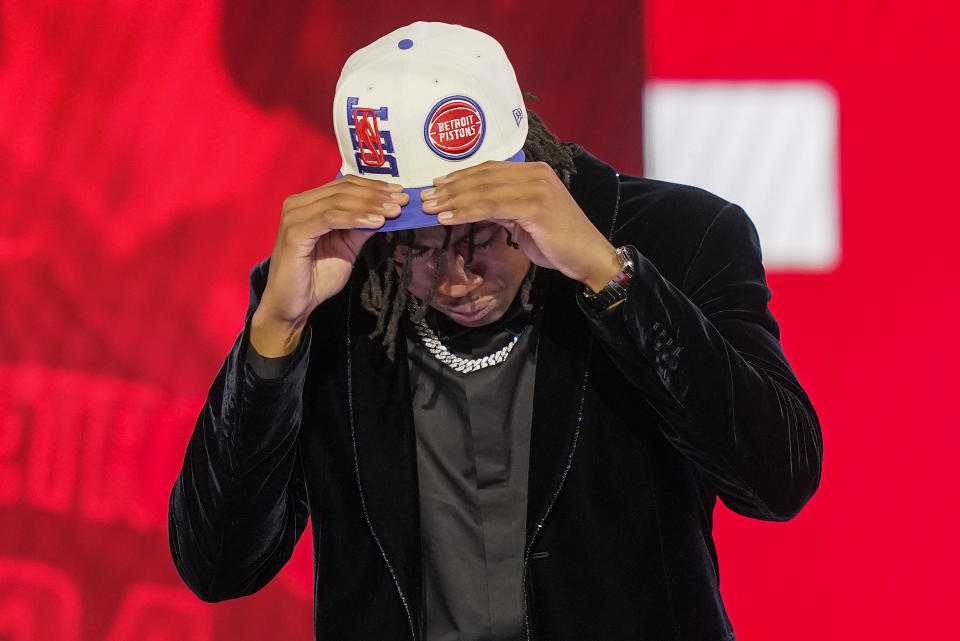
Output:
[[424, 96, 486, 160]]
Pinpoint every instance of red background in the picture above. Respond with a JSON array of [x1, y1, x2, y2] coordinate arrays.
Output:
[[1, 1, 958, 639]]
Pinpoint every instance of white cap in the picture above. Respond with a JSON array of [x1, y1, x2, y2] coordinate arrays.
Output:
[[333, 22, 529, 230]]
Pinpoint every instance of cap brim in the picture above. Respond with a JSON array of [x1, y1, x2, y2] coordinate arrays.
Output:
[[344, 149, 525, 232]]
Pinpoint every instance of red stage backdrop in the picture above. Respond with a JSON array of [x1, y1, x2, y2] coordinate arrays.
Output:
[[1, 1, 957, 640]]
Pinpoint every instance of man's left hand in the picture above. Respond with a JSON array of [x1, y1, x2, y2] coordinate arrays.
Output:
[[420, 161, 622, 292]]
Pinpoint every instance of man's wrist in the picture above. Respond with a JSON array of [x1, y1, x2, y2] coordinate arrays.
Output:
[[581, 246, 635, 313], [581, 242, 624, 293], [250, 308, 307, 358]]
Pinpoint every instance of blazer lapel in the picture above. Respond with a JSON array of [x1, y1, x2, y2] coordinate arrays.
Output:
[[348, 290, 422, 619], [526, 150, 620, 541], [526, 269, 593, 540]]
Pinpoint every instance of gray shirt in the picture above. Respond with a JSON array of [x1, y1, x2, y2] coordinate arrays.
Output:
[[406, 305, 537, 641]]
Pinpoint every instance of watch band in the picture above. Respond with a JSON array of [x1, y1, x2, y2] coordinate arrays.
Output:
[[583, 246, 635, 312]]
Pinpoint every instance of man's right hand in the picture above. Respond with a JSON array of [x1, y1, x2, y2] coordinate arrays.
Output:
[[250, 175, 407, 357]]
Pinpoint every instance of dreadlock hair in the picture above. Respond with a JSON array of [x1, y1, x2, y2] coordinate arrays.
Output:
[[359, 102, 582, 360]]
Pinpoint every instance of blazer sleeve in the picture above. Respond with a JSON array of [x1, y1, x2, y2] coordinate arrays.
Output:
[[580, 202, 823, 521], [168, 259, 311, 601]]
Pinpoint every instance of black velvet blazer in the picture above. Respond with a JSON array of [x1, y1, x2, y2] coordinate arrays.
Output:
[[169, 151, 823, 640]]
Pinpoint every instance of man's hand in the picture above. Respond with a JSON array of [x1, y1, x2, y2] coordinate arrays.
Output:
[[251, 175, 407, 356], [420, 161, 622, 292]]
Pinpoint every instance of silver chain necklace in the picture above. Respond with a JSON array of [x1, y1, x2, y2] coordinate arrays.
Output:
[[408, 300, 522, 374]]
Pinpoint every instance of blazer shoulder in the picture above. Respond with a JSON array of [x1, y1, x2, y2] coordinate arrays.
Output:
[[611, 176, 757, 288], [616, 175, 732, 233], [248, 256, 271, 300], [569, 150, 728, 242]]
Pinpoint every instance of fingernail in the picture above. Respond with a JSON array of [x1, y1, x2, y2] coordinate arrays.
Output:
[[366, 215, 385, 224], [421, 188, 436, 198], [386, 182, 403, 191], [423, 200, 437, 209], [437, 212, 453, 222], [381, 202, 400, 211], [390, 192, 406, 200], [434, 174, 450, 184]]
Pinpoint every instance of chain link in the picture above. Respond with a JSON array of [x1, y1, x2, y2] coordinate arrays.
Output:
[[409, 301, 521, 373]]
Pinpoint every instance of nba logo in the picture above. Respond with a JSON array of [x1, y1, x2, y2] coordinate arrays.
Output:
[[347, 97, 399, 177]]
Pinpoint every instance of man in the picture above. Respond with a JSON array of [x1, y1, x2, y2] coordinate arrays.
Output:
[[169, 21, 822, 641]]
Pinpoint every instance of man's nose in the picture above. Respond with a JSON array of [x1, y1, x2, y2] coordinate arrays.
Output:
[[435, 251, 482, 298]]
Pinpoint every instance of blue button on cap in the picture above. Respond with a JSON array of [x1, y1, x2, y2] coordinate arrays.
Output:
[[398, 38, 413, 50]]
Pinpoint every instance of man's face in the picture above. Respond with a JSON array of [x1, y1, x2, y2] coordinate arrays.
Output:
[[396, 222, 531, 327]]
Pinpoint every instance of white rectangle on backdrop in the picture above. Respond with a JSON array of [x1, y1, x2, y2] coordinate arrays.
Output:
[[643, 80, 840, 271]]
